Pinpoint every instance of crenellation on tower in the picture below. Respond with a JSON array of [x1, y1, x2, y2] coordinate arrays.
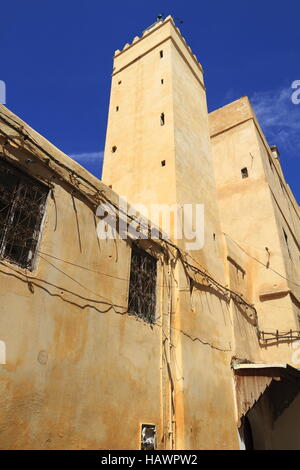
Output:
[[113, 16, 203, 75], [102, 14, 222, 277]]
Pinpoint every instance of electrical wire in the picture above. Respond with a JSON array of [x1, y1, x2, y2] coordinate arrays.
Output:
[[223, 232, 300, 290], [4, 109, 300, 348], [0, 114, 257, 314]]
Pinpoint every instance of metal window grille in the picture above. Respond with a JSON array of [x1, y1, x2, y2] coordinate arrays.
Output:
[[0, 158, 49, 270], [128, 245, 157, 323]]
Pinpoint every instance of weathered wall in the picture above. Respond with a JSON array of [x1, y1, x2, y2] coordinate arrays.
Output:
[[175, 264, 238, 449], [209, 97, 300, 365], [0, 109, 169, 449]]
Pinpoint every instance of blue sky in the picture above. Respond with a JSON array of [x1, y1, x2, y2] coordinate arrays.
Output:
[[1, 0, 299, 202]]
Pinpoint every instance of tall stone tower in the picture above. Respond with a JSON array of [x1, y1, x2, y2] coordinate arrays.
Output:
[[102, 15, 224, 276], [102, 17, 239, 450]]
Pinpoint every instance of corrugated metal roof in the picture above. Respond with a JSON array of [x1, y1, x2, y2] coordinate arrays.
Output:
[[233, 363, 300, 425]]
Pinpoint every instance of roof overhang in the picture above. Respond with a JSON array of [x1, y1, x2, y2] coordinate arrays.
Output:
[[232, 363, 300, 425]]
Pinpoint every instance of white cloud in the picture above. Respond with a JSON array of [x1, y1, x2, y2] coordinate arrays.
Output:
[[250, 86, 300, 155], [70, 151, 104, 163]]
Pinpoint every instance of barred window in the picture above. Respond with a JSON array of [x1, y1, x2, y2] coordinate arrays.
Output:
[[128, 245, 157, 323], [0, 158, 49, 270]]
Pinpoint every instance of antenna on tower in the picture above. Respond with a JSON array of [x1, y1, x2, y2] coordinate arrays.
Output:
[[143, 14, 164, 33]]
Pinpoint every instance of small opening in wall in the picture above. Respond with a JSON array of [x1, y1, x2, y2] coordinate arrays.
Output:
[[112, 146, 117, 153], [160, 113, 165, 126], [283, 228, 291, 259], [116, 106, 119, 111], [141, 424, 156, 450], [241, 167, 248, 179], [161, 78, 164, 84], [161, 160, 166, 167], [160, 50, 163, 58], [118, 80, 122, 85]]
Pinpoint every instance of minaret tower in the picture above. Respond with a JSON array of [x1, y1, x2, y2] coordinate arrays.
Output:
[[103, 15, 223, 277], [102, 16, 239, 450]]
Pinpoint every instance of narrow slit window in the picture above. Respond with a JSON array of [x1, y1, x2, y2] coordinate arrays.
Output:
[[116, 106, 119, 111], [112, 146, 117, 153], [161, 160, 166, 167], [241, 167, 248, 179], [160, 113, 165, 126], [0, 158, 49, 270], [283, 229, 291, 258], [160, 50, 163, 58], [128, 245, 157, 323], [161, 78, 164, 84], [118, 80, 122, 85]]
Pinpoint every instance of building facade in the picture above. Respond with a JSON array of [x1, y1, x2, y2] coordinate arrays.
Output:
[[0, 16, 300, 450]]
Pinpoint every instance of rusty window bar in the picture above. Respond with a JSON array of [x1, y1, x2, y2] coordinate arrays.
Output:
[[128, 244, 157, 323], [0, 158, 49, 270]]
